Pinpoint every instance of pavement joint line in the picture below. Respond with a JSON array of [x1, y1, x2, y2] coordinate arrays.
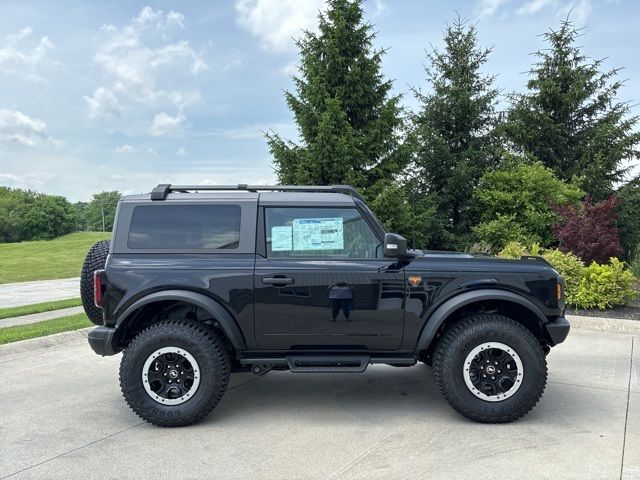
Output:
[[327, 429, 400, 479], [0, 369, 271, 479], [619, 335, 634, 480], [0, 422, 145, 480], [10, 352, 93, 373], [548, 380, 629, 393]]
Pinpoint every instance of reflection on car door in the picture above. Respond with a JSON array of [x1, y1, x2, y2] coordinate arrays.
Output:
[[254, 206, 405, 350]]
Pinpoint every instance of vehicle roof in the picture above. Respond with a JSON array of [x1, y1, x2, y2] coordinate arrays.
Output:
[[120, 190, 355, 205]]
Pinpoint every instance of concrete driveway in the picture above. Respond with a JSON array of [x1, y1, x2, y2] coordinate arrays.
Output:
[[1, 319, 638, 480]]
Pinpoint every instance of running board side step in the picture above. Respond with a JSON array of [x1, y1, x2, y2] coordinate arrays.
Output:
[[238, 356, 417, 373], [287, 355, 370, 372]]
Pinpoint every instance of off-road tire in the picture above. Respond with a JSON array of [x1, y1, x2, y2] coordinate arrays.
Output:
[[432, 313, 547, 423], [80, 240, 110, 325], [119, 319, 230, 427]]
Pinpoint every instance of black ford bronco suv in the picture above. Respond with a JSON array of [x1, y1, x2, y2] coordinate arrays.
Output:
[[82, 184, 570, 427]]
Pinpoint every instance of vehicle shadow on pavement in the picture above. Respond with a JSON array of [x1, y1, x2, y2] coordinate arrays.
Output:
[[206, 364, 475, 425]]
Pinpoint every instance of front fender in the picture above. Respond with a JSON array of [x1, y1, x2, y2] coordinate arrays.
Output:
[[414, 288, 548, 354], [115, 289, 247, 351]]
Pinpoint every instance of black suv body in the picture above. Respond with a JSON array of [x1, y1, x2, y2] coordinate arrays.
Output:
[[86, 184, 569, 426]]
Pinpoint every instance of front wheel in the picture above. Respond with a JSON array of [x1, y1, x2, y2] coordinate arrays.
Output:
[[119, 319, 230, 427], [432, 313, 547, 423]]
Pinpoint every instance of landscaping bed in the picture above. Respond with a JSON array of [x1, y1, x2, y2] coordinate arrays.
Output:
[[567, 297, 640, 321]]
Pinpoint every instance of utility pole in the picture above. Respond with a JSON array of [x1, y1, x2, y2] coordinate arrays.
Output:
[[101, 204, 105, 232]]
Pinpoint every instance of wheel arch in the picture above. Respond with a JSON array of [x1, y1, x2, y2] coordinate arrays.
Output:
[[415, 289, 548, 356], [115, 290, 246, 352]]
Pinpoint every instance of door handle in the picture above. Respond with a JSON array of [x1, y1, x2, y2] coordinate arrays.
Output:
[[262, 276, 294, 286]]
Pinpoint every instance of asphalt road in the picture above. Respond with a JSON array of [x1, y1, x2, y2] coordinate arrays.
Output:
[[0, 278, 80, 308], [1, 321, 638, 480]]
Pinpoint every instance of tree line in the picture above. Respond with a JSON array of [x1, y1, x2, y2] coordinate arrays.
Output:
[[267, 0, 640, 265], [0, 188, 120, 243]]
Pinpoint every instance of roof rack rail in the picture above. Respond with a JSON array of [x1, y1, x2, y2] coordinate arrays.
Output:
[[150, 184, 364, 201]]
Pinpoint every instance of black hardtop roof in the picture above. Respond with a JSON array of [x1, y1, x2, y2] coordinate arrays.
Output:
[[149, 184, 364, 202]]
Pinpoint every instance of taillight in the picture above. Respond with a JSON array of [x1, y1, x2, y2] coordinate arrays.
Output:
[[94, 270, 104, 308]]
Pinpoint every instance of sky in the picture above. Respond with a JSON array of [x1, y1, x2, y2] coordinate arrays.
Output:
[[0, 0, 638, 202]]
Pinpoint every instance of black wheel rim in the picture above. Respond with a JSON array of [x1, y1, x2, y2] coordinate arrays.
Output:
[[142, 347, 200, 405], [463, 342, 523, 402]]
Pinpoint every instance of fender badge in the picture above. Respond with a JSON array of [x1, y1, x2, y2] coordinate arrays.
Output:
[[408, 275, 422, 287]]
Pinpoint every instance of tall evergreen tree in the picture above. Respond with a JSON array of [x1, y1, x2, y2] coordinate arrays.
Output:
[[266, 0, 407, 201], [505, 19, 640, 200], [411, 17, 500, 249]]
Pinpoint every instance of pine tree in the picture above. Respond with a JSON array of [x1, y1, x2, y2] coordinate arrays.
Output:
[[266, 0, 407, 200], [410, 17, 500, 249], [505, 19, 640, 201]]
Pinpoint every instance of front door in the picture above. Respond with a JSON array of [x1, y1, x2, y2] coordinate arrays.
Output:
[[254, 206, 405, 350]]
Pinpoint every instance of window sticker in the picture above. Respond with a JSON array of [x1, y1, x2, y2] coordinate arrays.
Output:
[[271, 225, 293, 251], [292, 218, 344, 250]]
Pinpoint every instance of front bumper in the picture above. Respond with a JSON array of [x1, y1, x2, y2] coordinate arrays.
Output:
[[87, 326, 120, 356], [544, 316, 570, 346]]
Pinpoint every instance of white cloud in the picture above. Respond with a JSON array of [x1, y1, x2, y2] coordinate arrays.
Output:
[[371, 0, 387, 16], [204, 122, 297, 141], [84, 87, 121, 120], [115, 144, 135, 153], [87, 6, 206, 127], [176, 147, 188, 156], [146, 147, 158, 156], [166, 11, 185, 29], [235, 0, 324, 53], [150, 111, 186, 136], [517, 0, 555, 15], [0, 109, 58, 147], [0, 172, 49, 188], [478, 0, 511, 17], [280, 61, 298, 76], [0, 27, 55, 81], [167, 90, 201, 109]]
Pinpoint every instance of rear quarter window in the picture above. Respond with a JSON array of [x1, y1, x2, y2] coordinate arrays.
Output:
[[127, 204, 241, 249]]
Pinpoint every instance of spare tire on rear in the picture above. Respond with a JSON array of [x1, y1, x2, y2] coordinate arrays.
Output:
[[81, 240, 110, 325]]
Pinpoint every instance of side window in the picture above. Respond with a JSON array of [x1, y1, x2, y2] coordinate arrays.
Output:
[[265, 207, 381, 259], [128, 204, 241, 249]]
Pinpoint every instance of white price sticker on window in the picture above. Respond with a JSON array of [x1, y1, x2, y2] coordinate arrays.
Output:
[[271, 226, 293, 251], [292, 218, 344, 250]]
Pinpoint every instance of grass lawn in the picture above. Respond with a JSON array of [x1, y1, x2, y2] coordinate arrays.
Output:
[[0, 298, 82, 320], [0, 313, 92, 345], [0, 232, 111, 284]]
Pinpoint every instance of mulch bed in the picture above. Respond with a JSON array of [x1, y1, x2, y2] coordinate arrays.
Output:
[[566, 297, 640, 321]]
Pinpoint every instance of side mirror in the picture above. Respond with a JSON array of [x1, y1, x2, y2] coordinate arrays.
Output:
[[383, 233, 408, 258]]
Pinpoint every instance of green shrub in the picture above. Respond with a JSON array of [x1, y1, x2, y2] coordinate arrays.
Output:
[[498, 241, 529, 259], [472, 159, 583, 248], [541, 249, 584, 305], [630, 245, 640, 278], [473, 215, 535, 249], [573, 258, 637, 309], [631, 259, 640, 278]]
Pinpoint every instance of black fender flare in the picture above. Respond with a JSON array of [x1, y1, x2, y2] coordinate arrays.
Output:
[[115, 290, 246, 351], [414, 289, 548, 354]]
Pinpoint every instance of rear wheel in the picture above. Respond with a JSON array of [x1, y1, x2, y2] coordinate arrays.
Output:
[[432, 313, 547, 423], [119, 319, 230, 427], [80, 240, 110, 325]]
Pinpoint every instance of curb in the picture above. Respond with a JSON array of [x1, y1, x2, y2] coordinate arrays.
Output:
[[566, 314, 640, 334], [0, 327, 92, 361]]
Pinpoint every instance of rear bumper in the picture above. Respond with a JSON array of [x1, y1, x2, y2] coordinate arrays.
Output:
[[87, 326, 119, 356], [545, 316, 570, 346]]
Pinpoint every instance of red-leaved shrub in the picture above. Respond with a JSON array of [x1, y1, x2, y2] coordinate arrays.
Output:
[[552, 196, 623, 264]]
